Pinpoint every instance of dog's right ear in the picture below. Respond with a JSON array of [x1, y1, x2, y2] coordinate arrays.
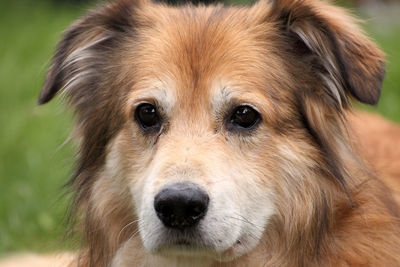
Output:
[[38, 0, 143, 104]]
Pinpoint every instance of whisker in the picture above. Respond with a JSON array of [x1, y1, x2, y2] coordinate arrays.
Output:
[[117, 219, 141, 244]]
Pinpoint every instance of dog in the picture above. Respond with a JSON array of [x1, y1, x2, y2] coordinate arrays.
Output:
[[35, 0, 400, 266]]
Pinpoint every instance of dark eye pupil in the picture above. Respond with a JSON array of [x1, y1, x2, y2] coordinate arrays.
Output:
[[135, 103, 161, 130], [229, 106, 260, 129]]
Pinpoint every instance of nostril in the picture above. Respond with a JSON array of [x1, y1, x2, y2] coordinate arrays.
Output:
[[187, 202, 206, 220], [154, 183, 209, 229]]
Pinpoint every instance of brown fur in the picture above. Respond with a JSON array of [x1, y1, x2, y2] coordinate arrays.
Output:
[[37, 0, 400, 266], [349, 111, 400, 203]]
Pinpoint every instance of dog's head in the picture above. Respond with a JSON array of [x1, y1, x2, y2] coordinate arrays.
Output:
[[39, 0, 384, 265]]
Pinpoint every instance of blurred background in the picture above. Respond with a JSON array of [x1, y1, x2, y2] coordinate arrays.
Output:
[[0, 0, 399, 257]]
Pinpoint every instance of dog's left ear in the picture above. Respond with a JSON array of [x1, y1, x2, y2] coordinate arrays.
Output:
[[270, 0, 385, 106], [265, 0, 385, 189]]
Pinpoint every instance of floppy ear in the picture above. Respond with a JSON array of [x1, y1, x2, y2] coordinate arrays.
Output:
[[38, 0, 142, 104], [267, 0, 385, 190], [271, 0, 385, 106]]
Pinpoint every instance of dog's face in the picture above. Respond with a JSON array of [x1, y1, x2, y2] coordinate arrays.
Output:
[[39, 0, 385, 264], [101, 7, 282, 259]]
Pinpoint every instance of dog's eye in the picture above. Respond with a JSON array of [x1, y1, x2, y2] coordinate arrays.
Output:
[[228, 105, 261, 130], [135, 103, 161, 131]]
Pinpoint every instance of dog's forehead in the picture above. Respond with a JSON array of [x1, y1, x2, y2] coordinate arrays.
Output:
[[124, 3, 284, 109]]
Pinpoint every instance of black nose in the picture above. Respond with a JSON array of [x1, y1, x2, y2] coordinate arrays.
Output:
[[154, 183, 209, 229]]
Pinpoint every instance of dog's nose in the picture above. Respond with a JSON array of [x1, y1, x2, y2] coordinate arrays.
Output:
[[154, 183, 209, 229]]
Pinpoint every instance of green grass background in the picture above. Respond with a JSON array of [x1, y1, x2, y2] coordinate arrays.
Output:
[[0, 0, 399, 256]]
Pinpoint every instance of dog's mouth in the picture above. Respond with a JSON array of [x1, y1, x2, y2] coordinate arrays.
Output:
[[173, 240, 192, 246], [152, 227, 246, 255], [156, 232, 208, 251], [153, 234, 249, 262], [149, 227, 223, 257]]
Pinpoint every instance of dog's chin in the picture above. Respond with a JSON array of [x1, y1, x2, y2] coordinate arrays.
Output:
[[155, 243, 217, 259], [146, 231, 258, 262]]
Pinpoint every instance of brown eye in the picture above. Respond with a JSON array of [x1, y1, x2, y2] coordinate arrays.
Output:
[[227, 105, 261, 131], [135, 103, 161, 132]]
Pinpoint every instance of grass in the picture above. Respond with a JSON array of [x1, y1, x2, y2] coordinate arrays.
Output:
[[0, 0, 399, 256], [0, 0, 86, 255]]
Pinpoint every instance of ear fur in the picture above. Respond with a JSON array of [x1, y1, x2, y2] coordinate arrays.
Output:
[[271, 0, 385, 106], [266, 0, 385, 191], [38, 0, 142, 104]]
